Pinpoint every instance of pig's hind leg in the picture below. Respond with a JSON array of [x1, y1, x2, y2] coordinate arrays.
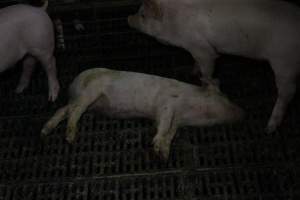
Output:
[[41, 105, 69, 136], [38, 55, 60, 102], [153, 104, 178, 160], [266, 61, 297, 133], [15, 56, 36, 93], [65, 102, 88, 143], [65, 93, 101, 143], [41, 92, 99, 142]]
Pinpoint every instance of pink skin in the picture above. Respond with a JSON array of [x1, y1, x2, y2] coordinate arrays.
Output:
[[0, 4, 59, 101], [41, 68, 244, 160], [128, 0, 300, 133]]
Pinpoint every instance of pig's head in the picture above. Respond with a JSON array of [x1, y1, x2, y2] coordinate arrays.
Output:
[[128, 0, 164, 38], [181, 85, 244, 127]]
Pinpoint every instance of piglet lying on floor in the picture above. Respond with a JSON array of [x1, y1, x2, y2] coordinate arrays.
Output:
[[41, 68, 243, 159], [0, 0, 59, 101]]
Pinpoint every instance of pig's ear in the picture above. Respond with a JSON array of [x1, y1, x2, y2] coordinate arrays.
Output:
[[144, 0, 163, 20]]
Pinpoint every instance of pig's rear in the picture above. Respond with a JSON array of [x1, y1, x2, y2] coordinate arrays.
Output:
[[0, 4, 54, 70]]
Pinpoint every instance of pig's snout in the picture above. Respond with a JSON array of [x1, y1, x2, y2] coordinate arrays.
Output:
[[210, 93, 244, 123]]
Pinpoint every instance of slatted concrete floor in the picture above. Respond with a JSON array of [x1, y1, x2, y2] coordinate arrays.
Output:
[[0, 1, 299, 200]]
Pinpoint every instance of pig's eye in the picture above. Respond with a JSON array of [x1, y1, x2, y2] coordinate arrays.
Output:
[[141, 13, 145, 18]]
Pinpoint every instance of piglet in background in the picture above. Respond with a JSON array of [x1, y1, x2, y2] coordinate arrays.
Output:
[[54, 18, 66, 50], [53, 17, 85, 51], [128, 0, 300, 133], [52, 0, 85, 51], [0, 0, 59, 101], [41, 68, 243, 159]]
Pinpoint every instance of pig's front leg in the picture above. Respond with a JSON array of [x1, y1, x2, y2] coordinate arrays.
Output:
[[266, 70, 297, 133], [153, 104, 178, 160], [15, 56, 36, 93], [191, 49, 219, 86]]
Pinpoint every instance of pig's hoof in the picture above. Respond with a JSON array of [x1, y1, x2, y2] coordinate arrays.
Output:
[[15, 85, 26, 94], [201, 78, 220, 87], [66, 135, 76, 144], [153, 136, 171, 160], [48, 83, 60, 102], [265, 124, 277, 134], [41, 127, 50, 137], [66, 128, 77, 144]]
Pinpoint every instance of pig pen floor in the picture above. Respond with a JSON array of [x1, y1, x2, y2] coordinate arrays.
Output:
[[0, 1, 299, 200]]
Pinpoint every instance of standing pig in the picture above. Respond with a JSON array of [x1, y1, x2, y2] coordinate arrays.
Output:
[[41, 68, 243, 159], [128, 0, 300, 133], [0, 0, 59, 101]]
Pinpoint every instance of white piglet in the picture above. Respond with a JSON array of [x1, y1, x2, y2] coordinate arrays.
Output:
[[128, 0, 300, 132], [41, 68, 243, 159], [0, 0, 59, 101]]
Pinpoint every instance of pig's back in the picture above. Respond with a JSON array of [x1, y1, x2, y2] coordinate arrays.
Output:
[[72, 68, 196, 95], [72, 68, 199, 118], [107, 69, 198, 100], [0, 4, 49, 25], [104, 70, 199, 118], [201, 0, 300, 58]]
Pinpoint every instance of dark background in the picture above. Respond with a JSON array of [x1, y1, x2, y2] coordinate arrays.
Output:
[[0, 0, 299, 200]]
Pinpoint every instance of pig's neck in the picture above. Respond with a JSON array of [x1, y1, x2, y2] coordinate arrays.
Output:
[[155, 25, 186, 49], [177, 93, 213, 126], [154, 11, 199, 49]]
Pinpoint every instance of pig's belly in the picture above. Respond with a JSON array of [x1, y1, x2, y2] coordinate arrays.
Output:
[[89, 92, 156, 119], [0, 50, 23, 72], [0, 36, 24, 72], [210, 28, 265, 58]]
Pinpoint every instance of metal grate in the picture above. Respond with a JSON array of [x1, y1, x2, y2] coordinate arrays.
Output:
[[185, 167, 296, 200], [0, 1, 299, 200]]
